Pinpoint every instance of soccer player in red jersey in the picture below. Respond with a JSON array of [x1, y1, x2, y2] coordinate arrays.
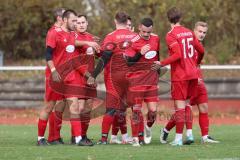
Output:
[[37, 8, 66, 146], [48, 9, 83, 146], [125, 17, 160, 146], [191, 22, 219, 143], [87, 11, 136, 145], [126, 16, 134, 31], [45, 8, 66, 145], [71, 14, 98, 146], [186, 21, 219, 144], [152, 7, 204, 146], [160, 21, 219, 145], [110, 16, 134, 145], [57, 10, 99, 146], [37, 9, 100, 146]]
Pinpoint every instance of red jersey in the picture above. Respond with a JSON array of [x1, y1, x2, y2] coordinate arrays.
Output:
[[75, 32, 95, 73], [101, 29, 136, 78], [45, 25, 61, 77], [45, 25, 60, 47], [126, 33, 160, 62], [46, 28, 78, 82], [75, 32, 94, 54], [125, 33, 160, 87], [163, 25, 204, 81]]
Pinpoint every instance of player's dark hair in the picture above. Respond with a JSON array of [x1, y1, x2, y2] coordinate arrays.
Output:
[[53, 8, 65, 20], [115, 11, 129, 24], [78, 14, 88, 21], [141, 18, 153, 27], [62, 9, 77, 19], [127, 16, 132, 21], [167, 7, 182, 24]]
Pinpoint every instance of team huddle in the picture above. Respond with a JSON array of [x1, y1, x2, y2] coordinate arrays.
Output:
[[37, 7, 219, 147]]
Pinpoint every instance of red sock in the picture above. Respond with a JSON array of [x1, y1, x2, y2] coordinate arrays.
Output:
[[131, 110, 141, 137], [112, 113, 120, 136], [199, 112, 209, 136], [70, 118, 81, 137], [147, 111, 157, 128], [185, 105, 193, 130], [101, 114, 114, 141], [38, 118, 48, 137], [165, 114, 176, 131], [54, 111, 63, 140], [138, 112, 144, 141], [80, 111, 91, 137], [119, 111, 127, 135], [48, 112, 55, 142], [175, 109, 185, 134]]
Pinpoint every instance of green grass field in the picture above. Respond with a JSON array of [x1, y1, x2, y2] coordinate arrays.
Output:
[[0, 125, 239, 160]]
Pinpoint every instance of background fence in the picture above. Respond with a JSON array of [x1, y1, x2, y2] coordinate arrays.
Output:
[[0, 65, 240, 108]]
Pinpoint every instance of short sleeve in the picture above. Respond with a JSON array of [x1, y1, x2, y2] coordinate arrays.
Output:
[[46, 29, 57, 48], [166, 34, 178, 50], [101, 35, 114, 51]]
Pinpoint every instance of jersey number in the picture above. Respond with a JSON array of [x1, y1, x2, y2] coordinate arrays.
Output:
[[181, 38, 194, 58]]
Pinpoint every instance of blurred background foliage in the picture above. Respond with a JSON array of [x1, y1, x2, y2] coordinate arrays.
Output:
[[0, 0, 239, 64]]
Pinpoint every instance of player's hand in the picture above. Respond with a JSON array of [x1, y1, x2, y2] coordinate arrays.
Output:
[[93, 36, 101, 43], [87, 76, 97, 87], [198, 78, 203, 85], [140, 44, 150, 55], [158, 66, 168, 77], [151, 61, 162, 71], [51, 69, 62, 82], [87, 42, 101, 53], [84, 71, 91, 79]]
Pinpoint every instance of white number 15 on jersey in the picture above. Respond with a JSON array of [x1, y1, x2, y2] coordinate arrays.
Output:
[[182, 38, 194, 58]]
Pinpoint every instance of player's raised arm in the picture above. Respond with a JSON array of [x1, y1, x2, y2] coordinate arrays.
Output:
[[125, 52, 142, 66], [161, 35, 181, 66], [85, 50, 113, 86], [93, 50, 113, 77], [151, 35, 181, 70], [86, 34, 115, 86], [75, 40, 100, 53], [125, 44, 150, 66], [86, 35, 114, 86]]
